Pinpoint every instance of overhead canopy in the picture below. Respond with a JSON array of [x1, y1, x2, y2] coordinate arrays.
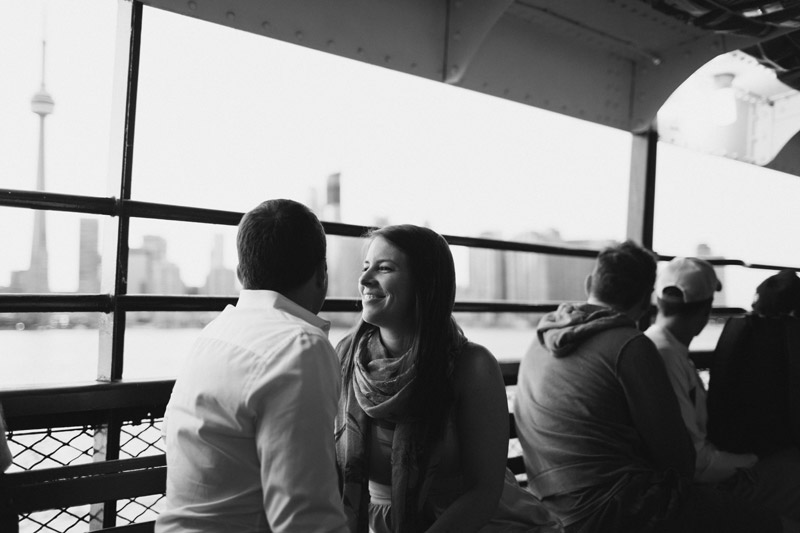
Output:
[[141, 0, 798, 136]]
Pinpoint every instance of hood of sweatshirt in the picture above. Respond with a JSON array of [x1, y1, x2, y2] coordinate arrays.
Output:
[[537, 302, 636, 358]]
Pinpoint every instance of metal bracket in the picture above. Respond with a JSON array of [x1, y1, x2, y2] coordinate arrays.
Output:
[[444, 0, 513, 84]]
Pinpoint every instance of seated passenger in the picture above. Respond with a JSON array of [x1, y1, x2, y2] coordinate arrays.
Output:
[[646, 258, 800, 523], [156, 200, 347, 533], [514, 241, 796, 532], [0, 404, 12, 472], [335, 224, 561, 533], [752, 269, 800, 318], [707, 270, 800, 455]]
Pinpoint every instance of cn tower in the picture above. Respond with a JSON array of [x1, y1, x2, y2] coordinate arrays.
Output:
[[28, 41, 54, 293]]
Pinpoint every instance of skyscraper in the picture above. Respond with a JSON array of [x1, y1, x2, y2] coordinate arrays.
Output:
[[322, 173, 363, 300], [78, 219, 101, 293], [205, 234, 236, 295], [27, 41, 54, 293]]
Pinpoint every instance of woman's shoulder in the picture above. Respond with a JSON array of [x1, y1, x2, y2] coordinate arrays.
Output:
[[452, 341, 501, 386], [458, 340, 495, 361]]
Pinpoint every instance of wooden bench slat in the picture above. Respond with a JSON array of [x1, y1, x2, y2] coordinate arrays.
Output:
[[0, 456, 167, 515], [2, 455, 165, 486], [3, 467, 166, 514]]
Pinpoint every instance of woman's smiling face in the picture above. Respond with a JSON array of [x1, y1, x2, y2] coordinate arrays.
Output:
[[358, 236, 416, 335]]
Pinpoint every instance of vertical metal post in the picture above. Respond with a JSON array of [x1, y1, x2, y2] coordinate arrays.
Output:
[[627, 125, 659, 331], [626, 125, 658, 250], [98, 0, 143, 383], [92, 1, 143, 529]]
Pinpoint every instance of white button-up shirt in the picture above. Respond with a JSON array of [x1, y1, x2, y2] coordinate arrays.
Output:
[[156, 290, 348, 533]]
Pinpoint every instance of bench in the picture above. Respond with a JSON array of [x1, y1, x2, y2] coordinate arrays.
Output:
[[0, 351, 715, 531], [0, 366, 527, 532]]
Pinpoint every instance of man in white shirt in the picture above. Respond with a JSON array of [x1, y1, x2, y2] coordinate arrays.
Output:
[[646, 257, 800, 524], [156, 199, 348, 533]]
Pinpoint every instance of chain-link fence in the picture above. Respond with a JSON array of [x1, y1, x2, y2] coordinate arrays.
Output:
[[8, 418, 165, 532]]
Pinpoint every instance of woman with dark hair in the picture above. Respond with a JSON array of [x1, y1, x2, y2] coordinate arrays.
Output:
[[335, 224, 561, 533]]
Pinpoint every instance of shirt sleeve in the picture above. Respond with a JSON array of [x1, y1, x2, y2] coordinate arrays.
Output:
[[654, 334, 759, 483], [617, 335, 696, 478], [251, 332, 348, 533], [696, 441, 758, 483]]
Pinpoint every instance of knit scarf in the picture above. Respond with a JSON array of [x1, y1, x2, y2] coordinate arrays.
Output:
[[336, 329, 443, 532]]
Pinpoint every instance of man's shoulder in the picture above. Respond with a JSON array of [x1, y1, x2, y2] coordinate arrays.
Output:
[[584, 323, 649, 352], [202, 307, 332, 356]]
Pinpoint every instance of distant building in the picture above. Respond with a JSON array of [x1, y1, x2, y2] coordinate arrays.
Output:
[[321, 173, 363, 299], [78, 219, 101, 293], [465, 232, 507, 301], [466, 229, 607, 305], [22, 41, 56, 294], [506, 230, 605, 304], [9, 270, 31, 293], [127, 236, 185, 295], [204, 233, 237, 295]]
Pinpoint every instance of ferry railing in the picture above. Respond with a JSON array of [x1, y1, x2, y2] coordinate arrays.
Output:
[[0, 186, 789, 530]]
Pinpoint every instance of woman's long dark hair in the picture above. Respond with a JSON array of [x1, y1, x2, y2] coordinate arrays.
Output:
[[348, 224, 466, 427]]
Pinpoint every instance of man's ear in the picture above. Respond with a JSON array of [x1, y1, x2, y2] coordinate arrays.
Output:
[[315, 260, 328, 288], [584, 274, 592, 297]]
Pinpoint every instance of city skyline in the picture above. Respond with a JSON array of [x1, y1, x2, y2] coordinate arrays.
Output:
[[3, 1, 797, 310]]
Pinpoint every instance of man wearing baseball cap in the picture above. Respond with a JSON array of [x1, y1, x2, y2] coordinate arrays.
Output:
[[646, 257, 800, 524]]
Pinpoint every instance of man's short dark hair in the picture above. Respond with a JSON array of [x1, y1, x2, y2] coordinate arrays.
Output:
[[590, 240, 657, 310], [236, 199, 326, 292], [657, 287, 713, 317]]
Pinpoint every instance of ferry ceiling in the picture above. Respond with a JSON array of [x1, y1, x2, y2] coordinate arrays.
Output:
[[142, 0, 800, 171]]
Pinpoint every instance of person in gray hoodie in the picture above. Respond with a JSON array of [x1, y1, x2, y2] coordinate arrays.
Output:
[[514, 241, 794, 533]]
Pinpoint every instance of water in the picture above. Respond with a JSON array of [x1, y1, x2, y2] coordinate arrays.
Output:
[[0, 323, 724, 389]]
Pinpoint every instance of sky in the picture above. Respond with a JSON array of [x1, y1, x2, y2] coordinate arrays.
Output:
[[2, 0, 800, 308]]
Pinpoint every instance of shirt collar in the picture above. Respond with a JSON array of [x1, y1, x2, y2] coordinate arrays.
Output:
[[652, 323, 688, 356], [236, 290, 331, 335]]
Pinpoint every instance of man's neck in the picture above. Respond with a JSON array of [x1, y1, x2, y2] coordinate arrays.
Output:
[[655, 315, 694, 348], [587, 296, 643, 322]]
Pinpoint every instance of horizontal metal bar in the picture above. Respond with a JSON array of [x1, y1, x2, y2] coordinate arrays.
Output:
[[0, 294, 112, 313], [117, 295, 236, 312], [0, 294, 750, 317], [2, 189, 799, 270], [455, 301, 559, 313], [443, 233, 601, 256], [123, 200, 242, 226], [654, 255, 799, 272], [323, 221, 374, 238], [0, 189, 116, 216]]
